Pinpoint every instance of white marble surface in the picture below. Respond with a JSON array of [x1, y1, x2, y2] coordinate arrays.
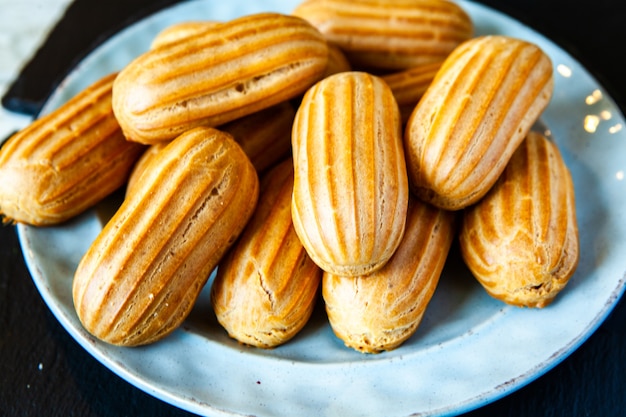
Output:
[[0, 0, 72, 141]]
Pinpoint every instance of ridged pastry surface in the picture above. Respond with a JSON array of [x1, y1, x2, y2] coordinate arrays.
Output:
[[292, 0, 473, 71], [211, 159, 321, 348], [459, 131, 579, 308], [112, 12, 328, 144], [73, 127, 259, 346], [404, 35, 554, 210], [323, 197, 456, 353], [0, 73, 145, 226], [291, 71, 409, 276]]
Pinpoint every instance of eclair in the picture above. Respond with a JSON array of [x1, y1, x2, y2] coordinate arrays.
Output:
[[404, 35, 554, 210], [459, 131, 579, 308]]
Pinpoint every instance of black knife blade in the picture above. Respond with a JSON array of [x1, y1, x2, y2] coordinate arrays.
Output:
[[1, 0, 186, 117]]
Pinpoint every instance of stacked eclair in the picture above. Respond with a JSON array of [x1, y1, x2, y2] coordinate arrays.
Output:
[[0, 0, 578, 353]]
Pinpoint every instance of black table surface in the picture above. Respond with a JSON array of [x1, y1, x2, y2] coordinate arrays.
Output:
[[1, 1, 625, 416]]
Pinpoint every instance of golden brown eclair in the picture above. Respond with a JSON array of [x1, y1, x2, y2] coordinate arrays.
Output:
[[459, 131, 579, 308], [0, 73, 145, 226], [211, 159, 322, 348], [73, 127, 259, 346], [292, 0, 473, 71], [404, 35, 554, 210], [291, 71, 409, 276], [323, 197, 456, 353], [112, 12, 329, 144]]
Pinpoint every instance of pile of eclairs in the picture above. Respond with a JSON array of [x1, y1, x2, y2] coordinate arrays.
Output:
[[0, 0, 578, 353]]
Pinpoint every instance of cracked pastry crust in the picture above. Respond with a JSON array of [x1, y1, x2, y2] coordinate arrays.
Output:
[[211, 159, 322, 348], [459, 131, 579, 308]]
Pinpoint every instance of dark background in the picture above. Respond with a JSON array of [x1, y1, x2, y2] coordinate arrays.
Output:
[[1, 0, 625, 416]]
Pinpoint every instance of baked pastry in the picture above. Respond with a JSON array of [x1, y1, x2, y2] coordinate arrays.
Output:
[[323, 197, 456, 353], [211, 159, 322, 348], [291, 71, 409, 276], [292, 0, 473, 71], [112, 12, 328, 144], [459, 131, 579, 308], [73, 127, 259, 346], [323, 42, 352, 77], [404, 35, 554, 210], [0, 72, 145, 226]]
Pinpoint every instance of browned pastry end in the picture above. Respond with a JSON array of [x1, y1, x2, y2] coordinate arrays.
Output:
[[220, 101, 296, 173], [323, 42, 352, 77], [0, 73, 145, 226], [125, 142, 167, 198], [381, 61, 443, 124]]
